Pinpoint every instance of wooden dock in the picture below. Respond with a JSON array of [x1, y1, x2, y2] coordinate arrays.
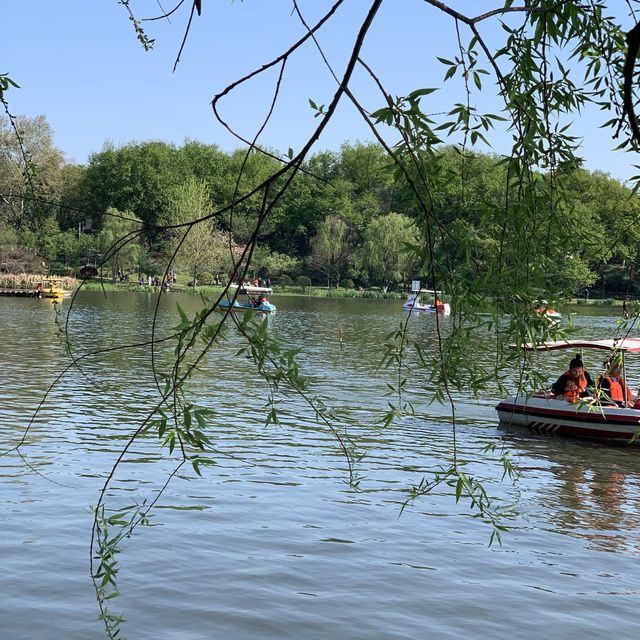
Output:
[[0, 289, 42, 298]]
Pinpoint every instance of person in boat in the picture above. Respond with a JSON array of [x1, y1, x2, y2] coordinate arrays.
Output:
[[561, 379, 580, 403], [596, 355, 635, 408], [551, 355, 594, 398]]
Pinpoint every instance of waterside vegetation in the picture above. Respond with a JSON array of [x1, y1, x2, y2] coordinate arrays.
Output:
[[3, 122, 640, 299]]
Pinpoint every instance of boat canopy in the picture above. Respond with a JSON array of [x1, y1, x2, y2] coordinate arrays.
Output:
[[415, 288, 444, 294], [230, 284, 273, 295], [517, 337, 640, 353]]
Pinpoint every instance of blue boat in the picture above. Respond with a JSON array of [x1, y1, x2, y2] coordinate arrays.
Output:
[[216, 284, 277, 314]]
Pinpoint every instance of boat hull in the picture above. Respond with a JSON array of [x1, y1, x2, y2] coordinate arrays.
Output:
[[216, 300, 276, 314], [403, 301, 451, 315], [0, 289, 42, 298], [496, 396, 640, 441]]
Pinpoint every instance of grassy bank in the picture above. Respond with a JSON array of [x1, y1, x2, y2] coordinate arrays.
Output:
[[569, 298, 632, 307], [68, 280, 639, 307], [78, 280, 405, 299]]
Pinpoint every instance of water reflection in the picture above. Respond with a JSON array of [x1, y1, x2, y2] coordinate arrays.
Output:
[[503, 432, 640, 553], [3, 294, 640, 639]]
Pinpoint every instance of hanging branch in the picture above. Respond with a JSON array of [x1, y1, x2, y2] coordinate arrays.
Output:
[[623, 21, 640, 144]]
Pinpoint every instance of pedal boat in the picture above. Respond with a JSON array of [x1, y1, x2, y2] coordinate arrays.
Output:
[[403, 290, 451, 315], [496, 338, 640, 441], [39, 278, 66, 299], [216, 284, 276, 314], [533, 302, 562, 321]]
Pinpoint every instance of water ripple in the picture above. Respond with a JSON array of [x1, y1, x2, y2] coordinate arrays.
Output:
[[1, 294, 640, 639]]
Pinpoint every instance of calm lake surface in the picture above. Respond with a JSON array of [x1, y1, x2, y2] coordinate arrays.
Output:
[[1, 293, 639, 639]]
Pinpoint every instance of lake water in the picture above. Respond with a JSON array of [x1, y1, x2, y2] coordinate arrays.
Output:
[[1, 293, 639, 639]]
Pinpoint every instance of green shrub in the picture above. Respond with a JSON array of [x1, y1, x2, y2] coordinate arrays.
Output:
[[323, 288, 402, 299], [198, 271, 214, 285], [295, 275, 311, 290], [51, 264, 76, 277], [341, 278, 355, 289], [78, 265, 98, 279], [278, 275, 292, 286]]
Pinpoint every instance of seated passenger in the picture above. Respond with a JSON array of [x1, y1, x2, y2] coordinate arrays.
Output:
[[561, 379, 580, 403], [551, 355, 593, 398], [596, 355, 635, 407]]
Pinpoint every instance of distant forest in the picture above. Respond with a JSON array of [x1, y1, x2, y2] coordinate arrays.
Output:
[[1, 113, 639, 295]]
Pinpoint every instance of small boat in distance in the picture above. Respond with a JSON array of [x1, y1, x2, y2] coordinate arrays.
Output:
[[533, 300, 562, 320], [496, 338, 640, 442], [216, 284, 276, 314], [403, 281, 451, 315], [0, 276, 70, 300], [39, 278, 66, 299]]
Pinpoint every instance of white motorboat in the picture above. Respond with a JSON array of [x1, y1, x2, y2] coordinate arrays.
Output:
[[533, 301, 562, 320], [403, 281, 451, 315], [496, 338, 640, 442]]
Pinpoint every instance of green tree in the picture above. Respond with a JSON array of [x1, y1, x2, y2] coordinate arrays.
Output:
[[295, 275, 311, 291], [361, 212, 417, 291], [83, 141, 190, 230], [98, 207, 143, 282], [268, 158, 353, 256], [167, 178, 231, 285], [213, 149, 287, 243], [0, 113, 65, 226], [56, 164, 88, 231], [337, 142, 397, 227], [57, 229, 98, 270], [252, 245, 301, 280], [19, 216, 63, 266], [308, 215, 356, 288]]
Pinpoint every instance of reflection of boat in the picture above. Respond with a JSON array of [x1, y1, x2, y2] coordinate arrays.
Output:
[[216, 285, 276, 314], [403, 282, 450, 315], [499, 430, 640, 553], [496, 338, 640, 441]]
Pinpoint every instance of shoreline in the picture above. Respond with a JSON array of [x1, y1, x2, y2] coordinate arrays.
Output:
[[1, 276, 634, 307], [77, 281, 406, 300], [79, 282, 636, 305]]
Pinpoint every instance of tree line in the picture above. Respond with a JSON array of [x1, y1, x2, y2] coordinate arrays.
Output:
[[1, 113, 639, 294]]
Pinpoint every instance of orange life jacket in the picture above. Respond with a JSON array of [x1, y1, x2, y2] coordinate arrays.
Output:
[[562, 370, 588, 393], [602, 376, 631, 402], [563, 387, 580, 403]]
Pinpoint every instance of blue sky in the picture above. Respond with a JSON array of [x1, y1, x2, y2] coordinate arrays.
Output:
[[2, 1, 639, 182]]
